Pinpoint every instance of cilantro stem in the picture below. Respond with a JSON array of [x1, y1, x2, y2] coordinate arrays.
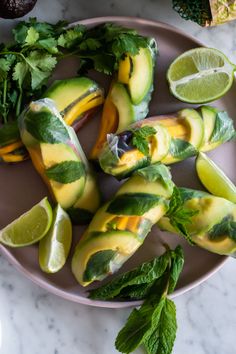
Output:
[[16, 90, 22, 118], [2, 79, 8, 124]]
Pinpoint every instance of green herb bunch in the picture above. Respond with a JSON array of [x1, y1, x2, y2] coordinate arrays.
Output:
[[0, 18, 149, 124]]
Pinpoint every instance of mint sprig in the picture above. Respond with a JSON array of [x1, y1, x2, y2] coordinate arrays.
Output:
[[89, 246, 184, 354], [131, 126, 157, 156]]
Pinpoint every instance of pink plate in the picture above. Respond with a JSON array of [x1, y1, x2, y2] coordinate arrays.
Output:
[[1, 17, 235, 308]]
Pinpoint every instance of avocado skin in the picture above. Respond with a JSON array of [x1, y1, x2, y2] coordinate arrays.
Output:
[[0, 0, 37, 19]]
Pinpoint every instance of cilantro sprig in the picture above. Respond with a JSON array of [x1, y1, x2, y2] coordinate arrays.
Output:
[[0, 19, 150, 125], [131, 126, 157, 156], [89, 245, 184, 354]]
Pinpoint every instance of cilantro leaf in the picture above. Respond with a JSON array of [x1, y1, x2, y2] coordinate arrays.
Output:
[[0, 121, 20, 147], [25, 27, 39, 45], [45, 161, 85, 184], [131, 126, 157, 156], [0, 58, 11, 82], [166, 187, 197, 245]]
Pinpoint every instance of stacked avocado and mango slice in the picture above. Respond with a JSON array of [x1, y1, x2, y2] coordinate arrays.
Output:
[[98, 105, 235, 179], [19, 98, 101, 224], [90, 38, 157, 160]]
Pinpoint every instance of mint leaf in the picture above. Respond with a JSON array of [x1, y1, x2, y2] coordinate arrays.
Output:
[[209, 215, 236, 241], [89, 252, 170, 300], [169, 138, 197, 160], [67, 207, 93, 225], [83, 250, 117, 282], [135, 163, 174, 192], [24, 110, 70, 143], [210, 111, 235, 143], [131, 126, 157, 156], [144, 299, 177, 354], [166, 187, 197, 245], [168, 245, 184, 294], [177, 188, 207, 203], [45, 161, 85, 184], [107, 193, 163, 216], [115, 293, 166, 353]]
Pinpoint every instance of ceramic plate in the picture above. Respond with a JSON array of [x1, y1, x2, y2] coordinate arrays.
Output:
[[1, 17, 235, 308]]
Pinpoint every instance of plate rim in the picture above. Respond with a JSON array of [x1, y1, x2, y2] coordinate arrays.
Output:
[[0, 16, 228, 308]]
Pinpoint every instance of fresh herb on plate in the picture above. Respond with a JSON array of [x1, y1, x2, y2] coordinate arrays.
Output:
[[131, 126, 157, 156], [166, 187, 198, 245], [89, 245, 184, 354], [0, 18, 149, 125]]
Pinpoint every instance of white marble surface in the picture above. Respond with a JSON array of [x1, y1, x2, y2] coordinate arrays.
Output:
[[1, 1, 236, 353]]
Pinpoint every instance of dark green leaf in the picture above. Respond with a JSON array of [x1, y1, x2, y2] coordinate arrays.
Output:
[[210, 111, 235, 143], [169, 138, 197, 160], [209, 215, 236, 241], [115, 294, 166, 353], [131, 126, 157, 156], [144, 299, 177, 354], [0, 121, 20, 147], [67, 207, 93, 224], [0, 58, 11, 82], [24, 110, 70, 143], [83, 250, 117, 282], [177, 187, 208, 202], [168, 245, 184, 293], [107, 193, 163, 216], [89, 252, 170, 300], [166, 187, 197, 245], [45, 161, 85, 184]]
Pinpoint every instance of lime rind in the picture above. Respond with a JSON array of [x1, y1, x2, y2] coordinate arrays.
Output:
[[167, 47, 236, 104], [196, 152, 236, 203], [0, 197, 53, 247]]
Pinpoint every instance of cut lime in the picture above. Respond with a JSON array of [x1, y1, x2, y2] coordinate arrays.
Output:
[[196, 152, 236, 203], [0, 198, 52, 247], [167, 48, 236, 103], [39, 204, 72, 273]]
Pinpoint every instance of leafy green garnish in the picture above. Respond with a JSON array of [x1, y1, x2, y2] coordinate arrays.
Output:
[[0, 121, 20, 147], [166, 187, 198, 245], [210, 111, 235, 144], [131, 126, 157, 156], [24, 110, 70, 143], [169, 138, 197, 160], [83, 250, 117, 282], [209, 215, 236, 241], [135, 163, 174, 192], [67, 207, 93, 225], [45, 161, 85, 184], [177, 187, 208, 203], [0, 19, 151, 124], [89, 246, 184, 354], [107, 193, 163, 216]]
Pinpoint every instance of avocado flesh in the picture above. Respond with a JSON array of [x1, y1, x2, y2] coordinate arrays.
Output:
[[128, 47, 154, 105], [200, 106, 222, 152], [71, 230, 141, 286], [44, 77, 100, 112], [162, 108, 204, 164], [40, 143, 86, 209]]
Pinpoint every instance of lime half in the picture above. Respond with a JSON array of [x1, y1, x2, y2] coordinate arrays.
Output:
[[167, 48, 236, 103], [39, 204, 72, 273], [0, 197, 52, 247], [196, 152, 236, 203]]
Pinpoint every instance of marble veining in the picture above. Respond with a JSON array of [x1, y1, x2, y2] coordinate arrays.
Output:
[[1, 0, 236, 353]]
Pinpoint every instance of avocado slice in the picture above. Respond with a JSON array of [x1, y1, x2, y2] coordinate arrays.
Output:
[[110, 83, 136, 133], [40, 143, 86, 209], [162, 108, 204, 164], [118, 46, 155, 105], [71, 230, 141, 286]]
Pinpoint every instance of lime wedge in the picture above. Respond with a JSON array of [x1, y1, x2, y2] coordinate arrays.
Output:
[[39, 204, 72, 273], [167, 48, 236, 103], [196, 152, 236, 203], [0, 198, 52, 247]]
